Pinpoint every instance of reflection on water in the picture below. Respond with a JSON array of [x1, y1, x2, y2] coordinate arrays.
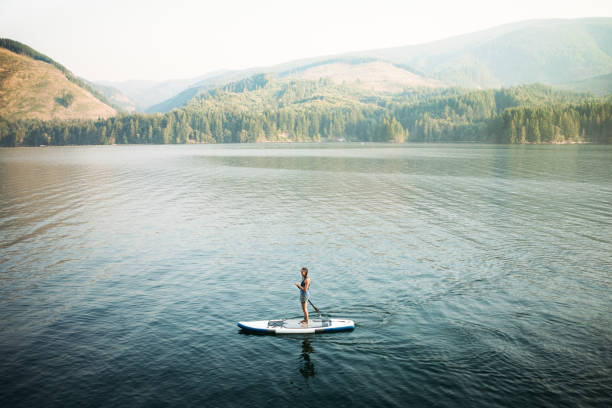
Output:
[[299, 339, 315, 379]]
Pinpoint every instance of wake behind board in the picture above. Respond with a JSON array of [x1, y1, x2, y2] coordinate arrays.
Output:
[[237, 318, 355, 334]]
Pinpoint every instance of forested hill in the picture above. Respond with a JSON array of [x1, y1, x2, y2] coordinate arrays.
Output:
[[1, 26, 611, 147], [1, 76, 610, 146], [136, 18, 612, 114], [0, 39, 116, 120], [349, 18, 612, 88]]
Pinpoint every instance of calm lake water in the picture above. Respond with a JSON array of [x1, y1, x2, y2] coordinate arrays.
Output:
[[0, 144, 611, 407]]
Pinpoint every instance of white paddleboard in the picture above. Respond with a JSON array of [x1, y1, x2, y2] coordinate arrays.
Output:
[[237, 318, 355, 334]]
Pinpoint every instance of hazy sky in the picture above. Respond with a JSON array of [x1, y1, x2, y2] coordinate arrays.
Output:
[[1, 0, 611, 82]]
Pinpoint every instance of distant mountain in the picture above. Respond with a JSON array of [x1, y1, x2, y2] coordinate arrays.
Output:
[[6, 18, 608, 119], [144, 68, 261, 113], [280, 59, 442, 91], [96, 78, 195, 112], [88, 81, 137, 113], [146, 59, 443, 113], [97, 70, 238, 112], [146, 18, 612, 113], [0, 39, 115, 120], [350, 18, 612, 88]]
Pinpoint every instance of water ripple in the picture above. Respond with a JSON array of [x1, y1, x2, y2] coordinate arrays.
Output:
[[0, 144, 611, 408]]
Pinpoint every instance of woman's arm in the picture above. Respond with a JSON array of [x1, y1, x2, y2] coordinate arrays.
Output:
[[295, 278, 310, 290]]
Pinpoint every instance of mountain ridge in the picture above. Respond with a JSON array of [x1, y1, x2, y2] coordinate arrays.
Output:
[[138, 18, 612, 113]]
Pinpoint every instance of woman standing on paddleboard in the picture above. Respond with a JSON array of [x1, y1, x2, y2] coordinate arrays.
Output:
[[295, 267, 311, 325]]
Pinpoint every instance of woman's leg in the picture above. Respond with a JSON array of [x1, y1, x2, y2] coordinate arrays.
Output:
[[301, 301, 309, 324]]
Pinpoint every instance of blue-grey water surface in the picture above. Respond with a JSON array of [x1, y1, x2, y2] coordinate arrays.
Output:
[[0, 144, 611, 407]]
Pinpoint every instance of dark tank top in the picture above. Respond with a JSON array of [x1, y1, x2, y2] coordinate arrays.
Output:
[[300, 277, 310, 296]]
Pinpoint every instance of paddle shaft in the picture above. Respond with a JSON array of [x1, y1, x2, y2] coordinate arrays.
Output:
[[308, 299, 320, 314]]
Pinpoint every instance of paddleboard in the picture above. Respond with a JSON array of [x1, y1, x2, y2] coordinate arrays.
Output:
[[237, 318, 355, 334]]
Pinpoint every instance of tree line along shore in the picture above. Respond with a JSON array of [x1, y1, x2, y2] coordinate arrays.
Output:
[[1, 81, 611, 146]]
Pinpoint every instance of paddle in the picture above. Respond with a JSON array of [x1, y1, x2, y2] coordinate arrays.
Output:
[[308, 299, 321, 314]]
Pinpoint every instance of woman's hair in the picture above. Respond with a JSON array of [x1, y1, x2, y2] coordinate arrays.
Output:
[[301, 267, 308, 275]]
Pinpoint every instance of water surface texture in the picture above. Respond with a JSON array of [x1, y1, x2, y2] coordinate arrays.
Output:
[[1, 144, 611, 407]]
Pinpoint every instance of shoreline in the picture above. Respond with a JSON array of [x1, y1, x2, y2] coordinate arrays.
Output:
[[0, 140, 600, 149]]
